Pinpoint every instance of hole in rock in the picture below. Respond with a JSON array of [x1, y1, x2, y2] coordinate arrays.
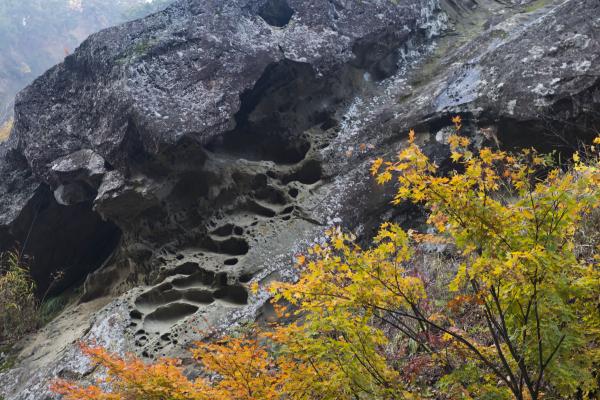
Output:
[[183, 289, 215, 304], [242, 200, 277, 218], [206, 236, 250, 256], [171, 262, 200, 276], [213, 285, 249, 305], [224, 258, 239, 266], [282, 206, 294, 215], [259, 0, 294, 27], [0, 184, 121, 298], [254, 186, 287, 205], [144, 303, 199, 326], [135, 284, 182, 311], [212, 224, 235, 237], [216, 272, 228, 286], [171, 269, 215, 289], [282, 160, 322, 185], [288, 188, 299, 198]]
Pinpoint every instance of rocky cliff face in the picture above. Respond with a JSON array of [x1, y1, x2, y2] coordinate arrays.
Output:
[[0, 0, 599, 398]]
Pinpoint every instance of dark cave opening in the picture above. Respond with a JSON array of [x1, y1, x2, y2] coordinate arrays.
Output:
[[418, 112, 595, 157], [3, 184, 121, 298], [206, 59, 356, 164], [494, 117, 596, 154]]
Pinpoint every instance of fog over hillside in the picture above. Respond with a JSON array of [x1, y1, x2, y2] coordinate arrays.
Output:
[[0, 0, 173, 125]]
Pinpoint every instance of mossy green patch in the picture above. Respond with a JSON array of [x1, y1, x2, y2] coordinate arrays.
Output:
[[0, 344, 16, 373], [489, 29, 508, 40], [132, 40, 153, 56], [38, 285, 82, 327], [116, 39, 158, 66], [524, 0, 555, 13]]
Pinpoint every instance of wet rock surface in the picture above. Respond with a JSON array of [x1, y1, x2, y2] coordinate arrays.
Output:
[[1, 0, 599, 398]]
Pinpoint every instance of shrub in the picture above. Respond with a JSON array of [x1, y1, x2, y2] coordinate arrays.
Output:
[[0, 251, 38, 345]]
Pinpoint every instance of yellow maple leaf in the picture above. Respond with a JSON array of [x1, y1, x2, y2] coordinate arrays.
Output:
[[451, 115, 462, 130], [448, 134, 460, 150], [370, 158, 383, 176], [479, 148, 493, 164], [376, 170, 393, 184]]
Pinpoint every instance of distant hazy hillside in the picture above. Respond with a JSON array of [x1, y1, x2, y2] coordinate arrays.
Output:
[[0, 0, 173, 125]]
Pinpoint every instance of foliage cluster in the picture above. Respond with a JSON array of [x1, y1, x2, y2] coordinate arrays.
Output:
[[53, 120, 600, 399], [0, 249, 74, 355], [0, 251, 37, 345]]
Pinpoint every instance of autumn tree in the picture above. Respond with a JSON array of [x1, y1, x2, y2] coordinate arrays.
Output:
[[307, 121, 600, 399], [53, 120, 600, 400]]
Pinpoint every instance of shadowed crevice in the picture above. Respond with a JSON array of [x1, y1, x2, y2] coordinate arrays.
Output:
[[259, 0, 294, 27]]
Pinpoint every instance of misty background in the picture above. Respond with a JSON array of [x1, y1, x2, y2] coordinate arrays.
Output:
[[0, 0, 174, 128]]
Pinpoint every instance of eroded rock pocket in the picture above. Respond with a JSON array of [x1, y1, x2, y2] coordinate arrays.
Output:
[[130, 263, 251, 354], [259, 0, 294, 27]]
